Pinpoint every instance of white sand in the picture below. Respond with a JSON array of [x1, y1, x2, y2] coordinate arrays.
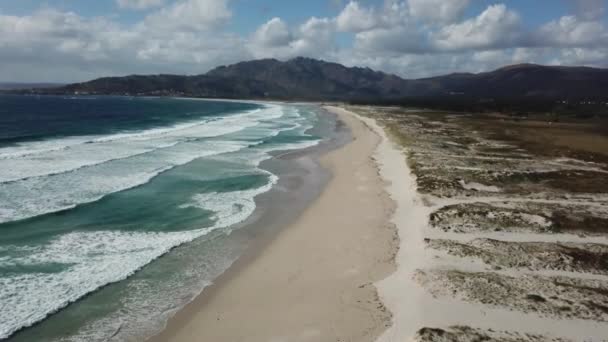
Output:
[[351, 110, 433, 342], [344, 107, 608, 341], [149, 105, 398, 342], [149, 105, 608, 342]]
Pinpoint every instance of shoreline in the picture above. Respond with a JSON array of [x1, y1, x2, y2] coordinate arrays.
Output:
[[356, 110, 429, 342], [148, 106, 402, 341], [3, 103, 344, 342]]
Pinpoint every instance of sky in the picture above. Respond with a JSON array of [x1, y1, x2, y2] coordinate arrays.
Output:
[[1, 0, 607, 82]]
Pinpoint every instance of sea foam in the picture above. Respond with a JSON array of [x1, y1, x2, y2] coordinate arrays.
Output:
[[0, 102, 322, 340], [0, 106, 287, 223], [0, 108, 268, 183]]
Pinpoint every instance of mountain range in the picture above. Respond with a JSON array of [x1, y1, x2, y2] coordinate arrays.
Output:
[[10, 57, 608, 101]]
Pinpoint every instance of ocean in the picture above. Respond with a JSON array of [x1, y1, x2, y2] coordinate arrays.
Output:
[[0, 95, 330, 341]]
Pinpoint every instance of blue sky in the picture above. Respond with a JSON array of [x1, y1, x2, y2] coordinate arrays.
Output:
[[0, 1, 593, 32], [0, 0, 607, 82], [0, 1, 589, 25]]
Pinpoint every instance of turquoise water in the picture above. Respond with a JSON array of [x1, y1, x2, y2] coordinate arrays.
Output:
[[0, 96, 322, 341]]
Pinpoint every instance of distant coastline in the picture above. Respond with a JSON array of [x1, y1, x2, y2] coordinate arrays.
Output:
[[5, 58, 608, 109]]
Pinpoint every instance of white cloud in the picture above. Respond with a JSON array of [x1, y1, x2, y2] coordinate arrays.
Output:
[[252, 18, 291, 47], [335, 51, 476, 78], [336, 0, 411, 32], [473, 50, 508, 63], [299, 16, 335, 41], [2, 0, 608, 83], [511, 48, 540, 64], [0, 9, 116, 62], [338, 0, 425, 54], [116, 0, 164, 10], [407, 0, 470, 23], [538, 16, 607, 47], [0, 1, 247, 82], [336, 1, 377, 32], [144, 0, 231, 32], [433, 4, 522, 51], [354, 26, 428, 54], [248, 16, 336, 60], [293, 17, 336, 56], [350, 3, 525, 55], [556, 47, 608, 66]]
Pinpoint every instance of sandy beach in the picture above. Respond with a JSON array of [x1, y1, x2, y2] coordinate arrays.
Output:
[[353, 105, 608, 342], [149, 106, 402, 342], [148, 104, 608, 342]]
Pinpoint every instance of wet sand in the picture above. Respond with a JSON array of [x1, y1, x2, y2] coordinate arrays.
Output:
[[149, 106, 399, 342]]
